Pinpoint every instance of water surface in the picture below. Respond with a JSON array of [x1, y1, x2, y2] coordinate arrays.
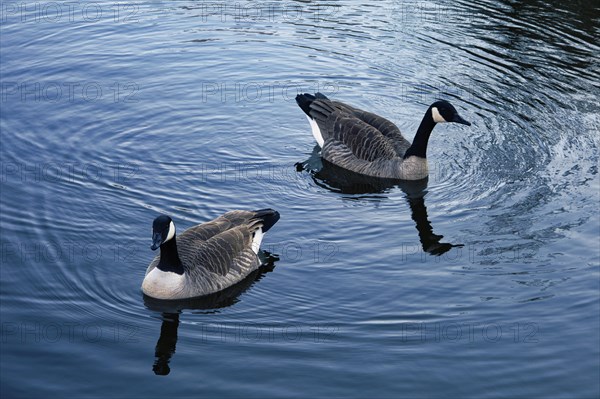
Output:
[[1, 1, 599, 397]]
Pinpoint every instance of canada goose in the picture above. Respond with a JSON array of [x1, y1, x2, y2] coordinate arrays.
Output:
[[142, 209, 280, 300], [296, 93, 471, 180]]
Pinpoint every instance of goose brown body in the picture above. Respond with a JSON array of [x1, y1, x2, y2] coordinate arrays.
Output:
[[142, 209, 279, 300], [296, 93, 471, 180]]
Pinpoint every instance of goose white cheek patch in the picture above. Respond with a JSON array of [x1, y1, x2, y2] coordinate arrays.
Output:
[[164, 221, 176, 243], [431, 107, 446, 123]]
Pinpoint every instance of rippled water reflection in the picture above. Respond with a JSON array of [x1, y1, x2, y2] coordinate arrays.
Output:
[[1, 0, 598, 397]]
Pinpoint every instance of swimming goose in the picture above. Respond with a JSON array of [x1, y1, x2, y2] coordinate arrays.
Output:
[[296, 93, 471, 180], [142, 209, 280, 300]]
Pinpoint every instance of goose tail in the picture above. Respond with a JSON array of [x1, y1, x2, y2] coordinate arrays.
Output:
[[296, 93, 333, 147], [295, 93, 316, 117], [295, 92, 331, 117], [251, 208, 280, 233], [249, 209, 280, 254]]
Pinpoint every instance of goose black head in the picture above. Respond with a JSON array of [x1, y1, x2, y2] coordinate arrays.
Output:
[[430, 100, 471, 126], [151, 215, 175, 251]]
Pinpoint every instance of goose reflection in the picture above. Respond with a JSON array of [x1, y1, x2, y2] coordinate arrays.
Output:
[[297, 146, 463, 256], [144, 252, 278, 376], [151, 312, 179, 376]]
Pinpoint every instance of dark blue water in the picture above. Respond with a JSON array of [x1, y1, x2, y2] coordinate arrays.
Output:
[[1, 1, 599, 397]]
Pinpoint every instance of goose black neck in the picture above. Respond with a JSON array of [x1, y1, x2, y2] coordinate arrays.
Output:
[[404, 107, 436, 159], [158, 237, 184, 274]]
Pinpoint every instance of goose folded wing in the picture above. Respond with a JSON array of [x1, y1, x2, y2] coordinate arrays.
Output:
[[321, 139, 377, 173], [347, 108, 411, 156], [182, 218, 233, 242], [326, 113, 399, 162], [221, 210, 260, 226], [188, 226, 256, 276]]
